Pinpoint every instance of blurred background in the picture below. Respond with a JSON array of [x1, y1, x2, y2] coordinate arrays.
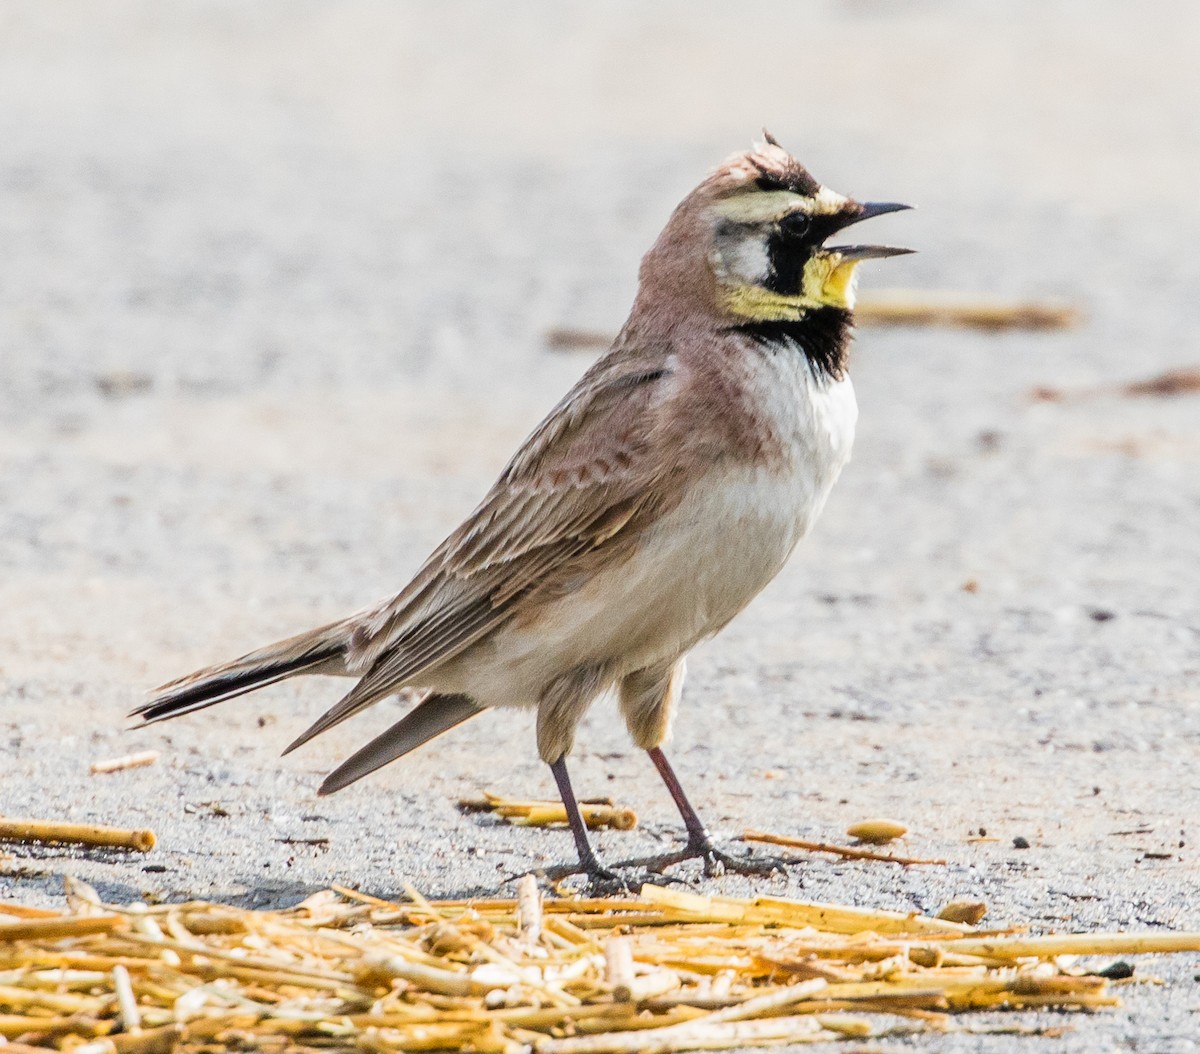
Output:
[[1, 0, 1197, 974]]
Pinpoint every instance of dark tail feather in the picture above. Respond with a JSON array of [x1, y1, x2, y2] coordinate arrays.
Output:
[[131, 622, 351, 725], [318, 693, 481, 795]]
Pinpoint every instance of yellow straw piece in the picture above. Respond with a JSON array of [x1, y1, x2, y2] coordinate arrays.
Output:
[[0, 884, 1191, 1052]]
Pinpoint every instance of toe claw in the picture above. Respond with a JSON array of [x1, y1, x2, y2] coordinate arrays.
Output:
[[662, 839, 788, 879], [540, 857, 637, 894]]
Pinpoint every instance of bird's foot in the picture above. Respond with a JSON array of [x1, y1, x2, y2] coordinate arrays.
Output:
[[539, 855, 640, 894], [649, 836, 787, 879]]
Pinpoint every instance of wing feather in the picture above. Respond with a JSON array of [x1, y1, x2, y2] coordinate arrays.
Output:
[[287, 356, 683, 752]]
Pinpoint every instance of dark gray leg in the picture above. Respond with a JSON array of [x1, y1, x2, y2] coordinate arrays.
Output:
[[549, 756, 619, 883], [648, 747, 781, 878], [648, 746, 711, 847]]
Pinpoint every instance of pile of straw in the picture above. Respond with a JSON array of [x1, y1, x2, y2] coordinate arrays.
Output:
[[2, 879, 1197, 1053]]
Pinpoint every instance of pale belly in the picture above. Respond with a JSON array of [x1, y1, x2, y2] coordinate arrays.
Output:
[[436, 372, 857, 709]]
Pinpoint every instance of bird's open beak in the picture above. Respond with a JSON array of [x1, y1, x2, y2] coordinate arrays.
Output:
[[829, 244, 915, 261], [826, 202, 914, 260], [852, 201, 913, 223]]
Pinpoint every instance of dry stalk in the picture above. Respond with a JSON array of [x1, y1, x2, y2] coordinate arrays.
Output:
[[931, 932, 1200, 959], [604, 937, 635, 1001], [516, 874, 543, 946], [0, 818, 155, 852], [0, 915, 128, 942], [0, 882, 1194, 1053], [742, 828, 945, 866], [90, 751, 160, 775], [460, 792, 637, 831], [112, 963, 141, 1031], [638, 884, 966, 936], [855, 293, 1080, 331]]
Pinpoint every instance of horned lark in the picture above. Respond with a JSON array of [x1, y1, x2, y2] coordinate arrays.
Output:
[[133, 135, 911, 882]]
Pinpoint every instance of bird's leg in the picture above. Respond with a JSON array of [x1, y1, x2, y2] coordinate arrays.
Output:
[[548, 756, 621, 885], [647, 747, 781, 878]]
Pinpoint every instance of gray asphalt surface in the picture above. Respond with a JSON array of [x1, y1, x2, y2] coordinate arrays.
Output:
[[2, 2, 1198, 1050]]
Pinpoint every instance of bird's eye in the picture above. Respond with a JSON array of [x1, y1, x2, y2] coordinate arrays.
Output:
[[779, 212, 812, 240]]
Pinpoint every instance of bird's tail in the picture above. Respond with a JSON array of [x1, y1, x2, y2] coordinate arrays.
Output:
[[131, 619, 355, 725], [318, 693, 480, 795]]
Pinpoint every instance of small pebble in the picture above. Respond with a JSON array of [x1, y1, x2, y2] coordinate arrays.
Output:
[[937, 900, 988, 925], [1095, 961, 1134, 980], [846, 819, 908, 844]]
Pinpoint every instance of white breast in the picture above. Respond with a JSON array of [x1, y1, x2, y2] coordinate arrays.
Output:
[[446, 356, 857, 709], [639, 358, 858, 652]]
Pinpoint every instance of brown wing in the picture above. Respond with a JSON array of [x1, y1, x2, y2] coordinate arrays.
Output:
[[284, 353, 682, 753]]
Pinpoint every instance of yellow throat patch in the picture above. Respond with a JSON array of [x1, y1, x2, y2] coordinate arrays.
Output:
[[722, 253, 861, 321]]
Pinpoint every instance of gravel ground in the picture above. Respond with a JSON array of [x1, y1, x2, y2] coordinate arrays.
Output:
[[2, 3, 1198, 1050]]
